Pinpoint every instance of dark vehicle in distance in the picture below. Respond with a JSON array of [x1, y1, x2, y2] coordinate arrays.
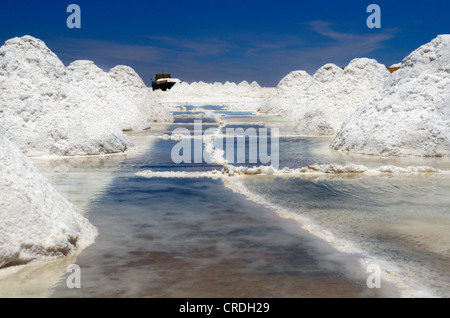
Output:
[[152, 73, 180, 91]]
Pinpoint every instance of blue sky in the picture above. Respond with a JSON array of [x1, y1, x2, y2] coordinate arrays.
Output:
[[1, 0, 449, 86]]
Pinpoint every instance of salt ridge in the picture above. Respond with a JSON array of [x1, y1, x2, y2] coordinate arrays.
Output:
[[222, 179, 436, 298], [136, 163, 443, 179]]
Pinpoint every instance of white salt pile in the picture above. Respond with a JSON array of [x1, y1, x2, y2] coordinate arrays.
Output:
[[389, 63, 402, 68], [258, 71, 313, 114], [0, 35, 172, 157], [68, 61, 172, 131], [0, 127, 97, 269], [331, 35, 450, 157], [285, 58, 390, 136], [0, 36, 130, 156], [108, 65, 173, 124], [169, 80, 263, 97], [155, 80, 271, 110], [68, 60, 143, 131]]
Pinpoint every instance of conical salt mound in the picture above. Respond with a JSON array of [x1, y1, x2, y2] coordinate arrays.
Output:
[[292, 58, 390, 136], [0, 36, 130, 156], [0, 127, 97, 269], [258, 70, 312, 114], [109, 65, 174, 124], [331, 35, 450, 156]]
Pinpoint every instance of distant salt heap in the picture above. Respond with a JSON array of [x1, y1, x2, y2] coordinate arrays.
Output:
[[169, 80, 263, 97], [0, 36, 130, 156], [68, 61, 172, 131], [331, 35, 450, 156], [158, 80, 268, 109], [0, 127, 97, 269], [68, 60, 142, 131], [258, 71, 313, 114], [285, 58, 390, 136], [109, 65, 173, 124]]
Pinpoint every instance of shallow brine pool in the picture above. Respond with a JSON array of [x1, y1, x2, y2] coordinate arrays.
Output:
[[1, 105, 448, 298]]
